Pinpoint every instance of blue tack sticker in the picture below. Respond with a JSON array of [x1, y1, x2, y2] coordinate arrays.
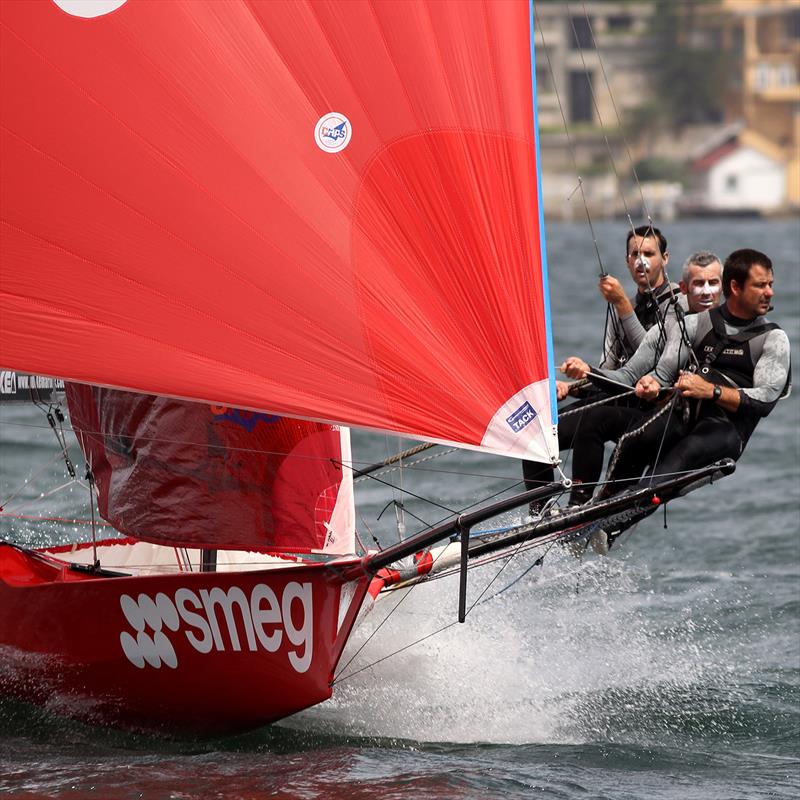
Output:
[[506, 401, 537, 433]]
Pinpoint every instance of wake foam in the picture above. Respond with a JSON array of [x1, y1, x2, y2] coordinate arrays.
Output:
[[284, 549, 723, 744]]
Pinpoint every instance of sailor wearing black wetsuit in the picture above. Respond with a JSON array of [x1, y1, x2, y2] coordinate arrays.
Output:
[[522, 225, 680, 502], [603, 248, 790, 492]]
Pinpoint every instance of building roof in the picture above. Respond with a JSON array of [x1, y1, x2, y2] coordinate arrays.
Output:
[[691, 139, 739, 172]]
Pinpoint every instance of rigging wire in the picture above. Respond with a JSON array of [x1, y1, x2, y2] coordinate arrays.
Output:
[[334, 458, 457, 516], [534, 9, 606, 279], [579, 1, 649, 220], [534, 5, 638, 392], [573, 4, 698, 373], [0, 448, 72, 511], [333, 478, 572, 682], [564, 4, 675, 370], [537, 6, 705, 504], [354, 446, 458, 482], [334, 510, 575, 685]]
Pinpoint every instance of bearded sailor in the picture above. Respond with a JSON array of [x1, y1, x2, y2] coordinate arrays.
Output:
[[603, 248, 791, 496]]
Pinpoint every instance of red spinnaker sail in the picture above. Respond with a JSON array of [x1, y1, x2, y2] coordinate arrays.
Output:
[[65, 384, 355, 552], [0, 0, 557, 462]]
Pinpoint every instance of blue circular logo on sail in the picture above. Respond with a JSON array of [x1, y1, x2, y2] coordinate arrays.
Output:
[[315, 113, 351, 153]]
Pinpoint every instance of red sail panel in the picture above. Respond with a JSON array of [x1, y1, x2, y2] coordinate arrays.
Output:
[[0, 0, 557, 463], [65, 384, 355, 552]]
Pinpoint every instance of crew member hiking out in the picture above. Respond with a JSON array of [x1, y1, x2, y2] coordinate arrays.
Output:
[[602, 248, 791, 497], [521, 224, 680, 507], [560, 251, 723, 506]]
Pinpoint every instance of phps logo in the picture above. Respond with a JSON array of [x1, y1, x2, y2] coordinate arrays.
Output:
[[314, 113, 352, 152]]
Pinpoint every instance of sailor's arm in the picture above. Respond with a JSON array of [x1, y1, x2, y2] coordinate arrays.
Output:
[[599, 276, 648, 352], [616, 309, 647, 352], [598, 275, 634, 320], [740, 329, 791, 415], [674, 371, 740, 412], [634, 316, 699, 401], [561, 336, 657, 385], [598, 310, 624, 370], [593, 325, 663, 386], [670, 330, 790, 415], [650, 315, 699, 387]]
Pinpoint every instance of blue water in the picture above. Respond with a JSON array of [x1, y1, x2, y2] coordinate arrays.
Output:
[[0, 219, 798, 798]]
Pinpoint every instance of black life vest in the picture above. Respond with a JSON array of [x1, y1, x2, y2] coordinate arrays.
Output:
[[692, 306, 786, 441], [634, 282, 680, 333], [612, 282, 681, 366]]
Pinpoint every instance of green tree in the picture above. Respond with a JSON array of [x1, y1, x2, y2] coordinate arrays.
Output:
[[647, 0, 731, 131]]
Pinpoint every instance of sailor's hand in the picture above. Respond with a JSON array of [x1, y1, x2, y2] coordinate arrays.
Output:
[[560, 356, 590, 379], [636, 374, 662, 401], [598, 275, 626, 304], [675, 371, 713, 399], [556, 380, 571, 401]]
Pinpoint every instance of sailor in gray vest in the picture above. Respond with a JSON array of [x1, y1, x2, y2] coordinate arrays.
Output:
[[559, 251, 722, 505], [603, 248, 791, 493]]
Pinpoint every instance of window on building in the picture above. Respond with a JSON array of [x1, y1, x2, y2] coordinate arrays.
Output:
[[777, 63, 796, 87], [569, 70, 593, 123], [725, 174, 738, 192], [536, 64, 553, 94], [607, 15, 632, 32], [755, 63, 770, 90], [570, 16, 594, 50], [788, 10, 800, 40]]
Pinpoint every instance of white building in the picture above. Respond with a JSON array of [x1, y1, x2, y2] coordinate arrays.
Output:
[[687, 129, 787, 213]]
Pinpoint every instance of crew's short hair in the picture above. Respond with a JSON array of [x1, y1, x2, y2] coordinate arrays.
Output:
[[681, 250, 722, 284], [626, 225, 667, 257], [722, 248, 773, 297]]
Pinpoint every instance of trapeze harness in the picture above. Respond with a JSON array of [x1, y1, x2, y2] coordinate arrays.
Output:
[[604, 307, 789, 489], [693, 306, 789, 444], [609, 281, 681, 367]]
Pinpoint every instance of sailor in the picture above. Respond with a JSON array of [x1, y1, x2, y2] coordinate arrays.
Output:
[[560, 251, 723, 505], [599, 224, 678, 369], [521, 225, 680, 502], [603, 248, 791, 494]]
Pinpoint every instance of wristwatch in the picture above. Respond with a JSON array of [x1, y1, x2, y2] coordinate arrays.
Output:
[[712, 384, 722, 401]]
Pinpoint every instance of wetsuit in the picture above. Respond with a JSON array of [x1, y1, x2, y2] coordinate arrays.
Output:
[[600, 281, 682, 369], [522, 283, 683, 501], [567, 308, 690, 501], [603, 304, 791, 491]]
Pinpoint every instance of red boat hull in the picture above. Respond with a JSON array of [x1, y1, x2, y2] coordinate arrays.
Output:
[[0, 544, 369, 734]]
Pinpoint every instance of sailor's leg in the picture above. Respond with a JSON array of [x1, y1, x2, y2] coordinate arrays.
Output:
[[568, 405, 649, 504], [646, 415, 744, 483], [601, 402, 686, 496]]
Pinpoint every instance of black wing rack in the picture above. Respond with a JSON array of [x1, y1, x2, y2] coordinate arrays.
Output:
[[362, 459, 736, 620]]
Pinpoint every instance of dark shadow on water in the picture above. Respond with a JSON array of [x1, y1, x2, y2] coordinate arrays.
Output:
[[0, 696, 428, 757]]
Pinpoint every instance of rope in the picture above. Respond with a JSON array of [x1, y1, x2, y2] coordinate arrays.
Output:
[[558, 388, 637, 418], [354, 446, 457, 483]]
